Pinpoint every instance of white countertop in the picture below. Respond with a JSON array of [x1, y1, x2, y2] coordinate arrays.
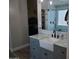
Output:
[[30, 34, 51, 40], [55, 39, 69, 48], [30, 34, 69, 48]]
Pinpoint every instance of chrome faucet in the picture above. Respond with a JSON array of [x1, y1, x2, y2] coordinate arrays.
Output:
[[51, 30, 59, 39]]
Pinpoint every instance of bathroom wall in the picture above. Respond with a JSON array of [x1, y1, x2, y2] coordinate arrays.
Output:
[[9, 0, 29, 50]]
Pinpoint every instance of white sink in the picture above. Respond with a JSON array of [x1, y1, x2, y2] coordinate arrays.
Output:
[[39, 38, 59, 51]]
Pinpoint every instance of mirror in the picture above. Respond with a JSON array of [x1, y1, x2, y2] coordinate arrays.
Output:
[[40, 0, 69, 32]]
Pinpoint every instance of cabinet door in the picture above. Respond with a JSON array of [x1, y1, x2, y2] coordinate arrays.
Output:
[[30, 38, 39, 47], [40, 48, 49, 59], [54, 45, 66, 59], [30, 47, 40, 59]]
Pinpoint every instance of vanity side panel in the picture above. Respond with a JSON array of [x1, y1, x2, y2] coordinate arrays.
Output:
[[30, 38, 41, 59]]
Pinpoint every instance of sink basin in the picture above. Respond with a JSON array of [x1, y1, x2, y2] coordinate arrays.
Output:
[[43, 38, 59, 43], [39, 38, 59, 51]]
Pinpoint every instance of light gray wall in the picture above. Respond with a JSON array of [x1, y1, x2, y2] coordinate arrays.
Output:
[[9, 0, 29, 49]]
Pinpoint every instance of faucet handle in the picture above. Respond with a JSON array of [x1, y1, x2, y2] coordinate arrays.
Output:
[[57, 34, 59, 39], [54, 33, 56, 38], [51, 34, 53, 37]]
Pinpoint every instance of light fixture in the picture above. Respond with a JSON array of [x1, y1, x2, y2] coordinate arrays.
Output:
[[41, 0, 43, 2], [50, 1, 52, 5]]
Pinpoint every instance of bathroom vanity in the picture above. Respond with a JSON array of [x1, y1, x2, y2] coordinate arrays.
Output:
[[29, 34, 68, 59]]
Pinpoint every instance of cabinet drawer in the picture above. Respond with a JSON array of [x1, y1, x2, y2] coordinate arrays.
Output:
[[40, 47, 53, 59], [30, 46, 39, 53], [30, 48, 40, 59], [30, 38, 39, 47]]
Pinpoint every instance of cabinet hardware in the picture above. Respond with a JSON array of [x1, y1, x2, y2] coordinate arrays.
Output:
[[44, 53, 48, 56], [61, 51, 65, 54], [33, 48, 35, 50]]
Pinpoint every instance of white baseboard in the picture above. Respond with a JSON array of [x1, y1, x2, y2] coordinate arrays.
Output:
[[9, 57, 19, 59], [10, 43, 30, 52]]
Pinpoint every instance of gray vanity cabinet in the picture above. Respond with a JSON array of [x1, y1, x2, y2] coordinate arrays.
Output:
[[30, 38, 40, 59], [54, 45, 67, 59], [30, 37, 67, 59]]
